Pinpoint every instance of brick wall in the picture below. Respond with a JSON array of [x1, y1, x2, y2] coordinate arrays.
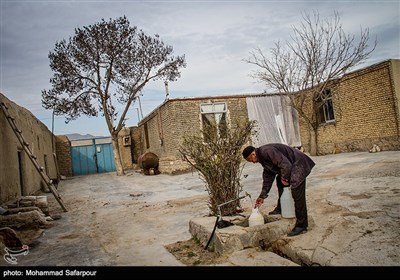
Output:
[[55, 135, 72, 177], [129, 125, 141, 165], [299, 59, 400, 154], [137, 96, 249, 174]]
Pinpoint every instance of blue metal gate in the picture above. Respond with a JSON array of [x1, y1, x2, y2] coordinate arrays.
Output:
[[71, 137, 116, 176]]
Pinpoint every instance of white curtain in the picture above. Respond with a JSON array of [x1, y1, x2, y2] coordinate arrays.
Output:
[[246, 95, 301, 147]]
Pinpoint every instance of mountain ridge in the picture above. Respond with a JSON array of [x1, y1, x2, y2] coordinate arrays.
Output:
[[65, 133, 108, 140]]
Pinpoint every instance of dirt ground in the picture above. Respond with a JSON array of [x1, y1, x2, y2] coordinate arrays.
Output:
[[165, 238, 228, 266], [1, 150, 399, 267]]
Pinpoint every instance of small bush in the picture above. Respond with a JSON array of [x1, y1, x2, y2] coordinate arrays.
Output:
[[179, 120, 257, 216]]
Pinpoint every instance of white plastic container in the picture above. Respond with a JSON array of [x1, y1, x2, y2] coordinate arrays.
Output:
[[280, 187, 296, 218], [248, 207, 264, 226]]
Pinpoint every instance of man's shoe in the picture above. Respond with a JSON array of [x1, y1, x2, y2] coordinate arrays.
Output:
[[268, 208, 281, 215], [287, 226, 307, 237]]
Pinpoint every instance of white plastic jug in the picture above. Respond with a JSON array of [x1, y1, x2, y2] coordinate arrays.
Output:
[[280, 187, 296, 218], [248, 207, 264, 226]]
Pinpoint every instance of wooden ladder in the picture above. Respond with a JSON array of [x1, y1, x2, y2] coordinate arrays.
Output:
[[0, 101, 68, 212]]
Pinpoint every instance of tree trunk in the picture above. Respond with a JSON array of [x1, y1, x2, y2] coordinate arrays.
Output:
[[111, 135, 125, 176], [309, 127, 318, 156]]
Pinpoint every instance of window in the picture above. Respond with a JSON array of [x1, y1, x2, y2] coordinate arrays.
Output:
[[316, 89, 335, 124], [200, 102, 228, 142]]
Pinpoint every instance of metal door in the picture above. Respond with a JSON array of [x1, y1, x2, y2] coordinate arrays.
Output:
[[94, 138, 116, 173], [71, 138, 116, 176]]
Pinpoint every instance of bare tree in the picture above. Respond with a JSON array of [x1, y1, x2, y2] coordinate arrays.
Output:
[[244, 10, 376, 155], [179, 120, 257, 216], [42, 16, 186, 175]]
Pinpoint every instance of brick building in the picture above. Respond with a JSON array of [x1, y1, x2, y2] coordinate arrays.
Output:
[[299, 59, 400, 154], [135, 59, 400, 174], [134, 95, 250, 174], [134, 92, 300, 174]]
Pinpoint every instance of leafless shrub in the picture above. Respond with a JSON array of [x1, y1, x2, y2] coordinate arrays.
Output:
[[179, 120, 257, 216]]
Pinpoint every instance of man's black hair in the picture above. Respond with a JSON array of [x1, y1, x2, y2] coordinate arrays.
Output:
[[242, 146, 255, 159]]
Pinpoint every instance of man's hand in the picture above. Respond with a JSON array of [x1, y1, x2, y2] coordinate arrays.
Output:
[[281, 177, 290, 186], [255, 197, 264, 208]]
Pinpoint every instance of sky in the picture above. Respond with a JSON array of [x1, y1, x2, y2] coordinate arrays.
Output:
[[1, 0, 399, 136]]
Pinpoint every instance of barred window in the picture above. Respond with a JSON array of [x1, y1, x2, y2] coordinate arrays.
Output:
[[316, 89, 335, 124]]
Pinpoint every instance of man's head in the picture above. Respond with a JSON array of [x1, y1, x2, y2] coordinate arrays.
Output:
[[242, 146, 257, 163]]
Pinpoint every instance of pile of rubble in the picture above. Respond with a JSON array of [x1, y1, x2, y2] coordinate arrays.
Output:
[[0, 196, 54, 255]]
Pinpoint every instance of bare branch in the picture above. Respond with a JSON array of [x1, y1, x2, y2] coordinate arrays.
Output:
[[42, 16, 186, 175], [244, 9, 376, 155], [179, 120, 257, 216]]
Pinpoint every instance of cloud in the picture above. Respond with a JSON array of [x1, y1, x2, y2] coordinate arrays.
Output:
[[1, 0, 399, 136]]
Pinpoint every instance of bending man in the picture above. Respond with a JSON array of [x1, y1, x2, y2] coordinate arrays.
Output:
[[242, 143, 315, 236]]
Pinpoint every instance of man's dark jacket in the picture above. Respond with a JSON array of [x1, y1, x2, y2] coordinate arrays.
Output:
[[255, 143, 315, 199]]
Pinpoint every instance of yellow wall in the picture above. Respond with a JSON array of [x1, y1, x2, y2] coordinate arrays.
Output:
[[1, 93, 58, 204]]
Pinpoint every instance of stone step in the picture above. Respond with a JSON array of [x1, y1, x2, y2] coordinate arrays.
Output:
[[189, 214, 294, 255], [189, 214, 300, 266]]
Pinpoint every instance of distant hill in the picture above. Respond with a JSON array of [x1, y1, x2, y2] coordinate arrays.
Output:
[[65, 133, 108, 140]]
